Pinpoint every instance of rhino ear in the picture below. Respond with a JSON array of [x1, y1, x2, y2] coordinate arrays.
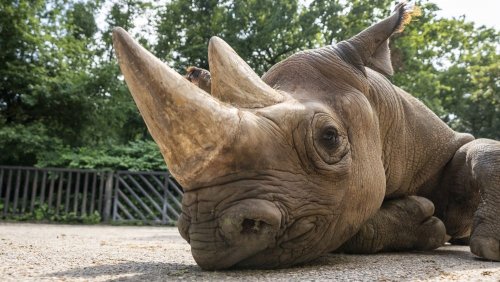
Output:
[[368, 40, 393, 75], [336, 1, 421, 76]]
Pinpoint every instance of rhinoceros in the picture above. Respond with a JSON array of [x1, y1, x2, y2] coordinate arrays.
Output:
[[112, 1, 500, 270]]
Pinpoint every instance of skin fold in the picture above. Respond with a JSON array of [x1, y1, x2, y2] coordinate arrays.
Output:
[[113, 1, 500, 270]]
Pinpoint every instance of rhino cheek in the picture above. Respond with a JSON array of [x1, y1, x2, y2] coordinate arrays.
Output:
[[280, 214, 334, 249]]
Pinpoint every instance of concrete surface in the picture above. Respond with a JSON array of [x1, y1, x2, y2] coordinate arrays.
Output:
[[0, 222, 499, 281]]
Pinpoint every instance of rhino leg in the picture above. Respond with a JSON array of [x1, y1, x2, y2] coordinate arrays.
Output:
[[436, 139, 500, 261], [460, 139, 500, 261], [338, 196, 447, 253]]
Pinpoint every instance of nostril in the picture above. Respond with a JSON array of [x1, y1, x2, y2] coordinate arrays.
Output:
[[240, 218, 273, 235], [241, 218, 260, 234], [218, 200, 281, 243]]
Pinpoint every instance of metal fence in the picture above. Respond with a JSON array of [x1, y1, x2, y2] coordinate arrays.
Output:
[[113, 171, 183, 224], [0, 166, 183, 224]]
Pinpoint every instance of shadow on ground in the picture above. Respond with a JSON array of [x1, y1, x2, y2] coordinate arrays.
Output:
[[47, 246, 499, 281], [48, 262, 201, 281]]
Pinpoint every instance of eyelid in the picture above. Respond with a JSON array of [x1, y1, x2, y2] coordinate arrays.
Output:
[[310, 113, 348, 165]]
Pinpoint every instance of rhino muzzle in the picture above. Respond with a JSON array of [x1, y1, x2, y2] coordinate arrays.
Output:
[[181, 199, 282, 270]]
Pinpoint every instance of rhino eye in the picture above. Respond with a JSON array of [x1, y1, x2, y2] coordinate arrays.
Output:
[[307, 113, 349, 167], [319, 127, 338, 149]]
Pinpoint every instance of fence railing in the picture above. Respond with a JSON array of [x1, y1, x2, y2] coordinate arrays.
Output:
[[0, 166, 183, 224], [113, 170, 183, 224]]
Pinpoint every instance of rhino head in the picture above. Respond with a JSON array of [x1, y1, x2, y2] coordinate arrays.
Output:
[[113, 2, 419, 269]]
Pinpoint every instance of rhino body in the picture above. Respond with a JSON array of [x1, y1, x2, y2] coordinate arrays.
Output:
[[113, 2, 500, 270]]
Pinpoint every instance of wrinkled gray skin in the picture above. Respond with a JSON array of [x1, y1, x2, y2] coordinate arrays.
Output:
[[113, 2, 500, 270]]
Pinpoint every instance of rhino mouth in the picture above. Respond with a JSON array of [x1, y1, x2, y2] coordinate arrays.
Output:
[[178, 189, 337, 270], [178, 198, 283, 270]]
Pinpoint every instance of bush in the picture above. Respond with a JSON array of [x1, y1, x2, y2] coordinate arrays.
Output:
[[3, 202, 102, 224], [37, 139, 167, 171]]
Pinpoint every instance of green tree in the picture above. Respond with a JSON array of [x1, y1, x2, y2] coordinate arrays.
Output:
[[307, 0, 393, 45], [88, 0, 153, 144], [0, 0, 161, 168], [0, 0, 45, 127], [155, 0, 318, 74], [391, 2, 499, 139], [0, 0, 99, 164], [102, 0, 153, 57]]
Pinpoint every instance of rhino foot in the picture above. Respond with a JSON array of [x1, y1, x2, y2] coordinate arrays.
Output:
[[470, 236, 500, 261], [339, 196, 447, 253], [416, 215, 448, 251], [470, 174, 500, 262], [460, 139, 500, 262], [470, 187, 500, 262]]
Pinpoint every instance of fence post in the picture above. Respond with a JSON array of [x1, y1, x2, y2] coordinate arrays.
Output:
[[103, 171, 114, 222]]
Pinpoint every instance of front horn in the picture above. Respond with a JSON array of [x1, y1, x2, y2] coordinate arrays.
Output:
[[113, 27, 240, 188]]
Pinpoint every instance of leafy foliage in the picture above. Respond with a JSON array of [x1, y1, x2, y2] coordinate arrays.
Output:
[[308, 0, 394, 44], [391, 2, 499, 139], [156, 0, 318, 74], [0, 0, 152, 169], [38, 140, 167, 171], [0, 122, 64, 166], [2, 202, 102, 224]]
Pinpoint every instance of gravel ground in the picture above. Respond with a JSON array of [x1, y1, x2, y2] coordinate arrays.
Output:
[[0, 223, 499, 281]]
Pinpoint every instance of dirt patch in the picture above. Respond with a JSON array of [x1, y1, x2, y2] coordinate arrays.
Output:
[[0, 223, 499, 281]]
